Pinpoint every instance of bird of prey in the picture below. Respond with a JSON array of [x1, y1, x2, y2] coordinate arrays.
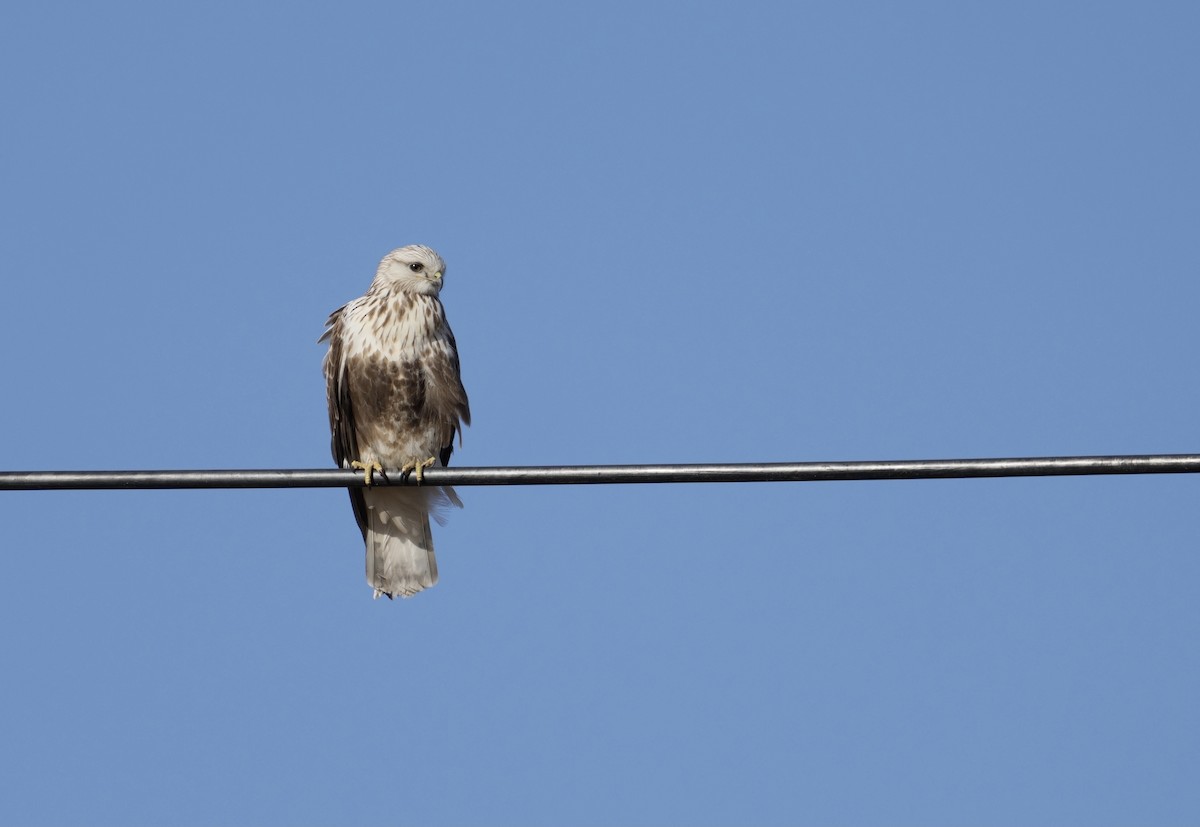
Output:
[[320, 245, 470, 599]]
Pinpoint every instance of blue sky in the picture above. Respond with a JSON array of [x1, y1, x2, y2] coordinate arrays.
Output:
[[1, 1, 1198, 824]]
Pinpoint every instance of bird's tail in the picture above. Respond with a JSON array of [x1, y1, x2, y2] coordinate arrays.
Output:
[[363, 488, 440, 598]]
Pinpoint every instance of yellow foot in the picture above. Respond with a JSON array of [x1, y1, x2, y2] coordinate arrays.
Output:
[[400, 456, 437, 484], [351, 460, 384, 486]]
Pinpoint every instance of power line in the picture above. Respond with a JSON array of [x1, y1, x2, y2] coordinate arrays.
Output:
[[3, 453, 1200, 490]]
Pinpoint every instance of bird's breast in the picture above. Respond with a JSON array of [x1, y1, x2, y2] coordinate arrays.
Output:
[[341, 293, 452, 463]]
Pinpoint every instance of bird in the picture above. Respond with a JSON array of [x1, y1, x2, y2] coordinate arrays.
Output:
[[320, 245, 470, 598]]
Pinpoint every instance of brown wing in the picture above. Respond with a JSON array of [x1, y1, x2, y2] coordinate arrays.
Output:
[[428, 322, 471, 468], [320, 305, 368, 540]]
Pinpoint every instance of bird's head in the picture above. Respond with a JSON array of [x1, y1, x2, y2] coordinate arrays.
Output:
[[373, 244, 447, 295]]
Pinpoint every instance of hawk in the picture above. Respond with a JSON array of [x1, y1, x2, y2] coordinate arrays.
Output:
[[320, 245, 470, 599]]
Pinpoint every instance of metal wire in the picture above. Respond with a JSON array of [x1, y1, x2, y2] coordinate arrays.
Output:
[[3, 453, 1200, 490]]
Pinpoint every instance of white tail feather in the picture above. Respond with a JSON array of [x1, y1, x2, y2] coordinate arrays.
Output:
[[364, 488, 439, 598]]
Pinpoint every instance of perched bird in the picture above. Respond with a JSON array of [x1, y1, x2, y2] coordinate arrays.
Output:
[[320, 245, 470, 598]]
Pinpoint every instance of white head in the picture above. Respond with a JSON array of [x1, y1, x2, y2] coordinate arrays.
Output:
[[373, 244, 447, 295]]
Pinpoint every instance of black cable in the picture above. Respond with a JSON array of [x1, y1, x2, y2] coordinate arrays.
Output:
[[3, 453, 1200, 490]]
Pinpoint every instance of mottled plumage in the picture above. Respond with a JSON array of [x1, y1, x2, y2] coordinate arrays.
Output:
[[320, 245, 470, 598]]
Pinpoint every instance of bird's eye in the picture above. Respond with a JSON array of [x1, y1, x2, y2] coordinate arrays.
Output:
[[409, 262, 425, 273]]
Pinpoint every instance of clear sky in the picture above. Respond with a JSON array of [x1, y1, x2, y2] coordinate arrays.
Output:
[[1, 1, 1198, 825]]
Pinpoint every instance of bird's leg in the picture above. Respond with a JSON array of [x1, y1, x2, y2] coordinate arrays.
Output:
[[351, 460, 384, 486], [400, 456, 437, 484]]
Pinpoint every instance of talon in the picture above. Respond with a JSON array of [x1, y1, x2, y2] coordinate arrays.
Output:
[[351, 460, 384, 486], [401, 456, 437, 484]]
